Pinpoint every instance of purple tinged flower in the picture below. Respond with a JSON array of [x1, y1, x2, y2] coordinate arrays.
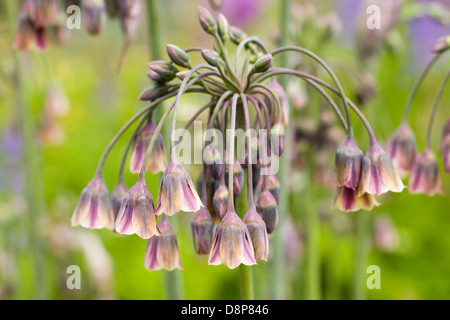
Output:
[[374, 215, 400, 252], [144, 215, 183, 271], [333, 186, 379, 212], [335, 137, 364, 190], [156, 159, 203, 216], [71, 176, 115, 230], [191, 208, 215, 255], [208, 210, 256, 269], [117, 0, 142, 41], [113, 177, 160, 239], [83, 0, 106, 36], [204, 143, 223, 180], [357, 142, 405, 196], [129, 120, 167, 174], [263, 175, 280, 204], [387, 124, 418, 176], [409, 148, 443, 196], [441, 118, 450, 172], [269, 78, 290, 127], [28, 0, 59, 27], [111, 181, 128, 220], [256, 190, 279, 234], [213, 182, 229, 220], [271, 123, 285, 157], [243, 208, 269, 262], [224, 160, 244, 197]]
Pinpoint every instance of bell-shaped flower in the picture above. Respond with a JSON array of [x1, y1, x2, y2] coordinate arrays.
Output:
[[113, 177, 160, 239], [129, 120, 167, 174], [333, 186, 379, 212], [357, 142, 405, 196], [256, 190, 279, 234], [224, 160, 244, 197], [111, 181, 128, 220], [243, 208, 269, 262], [387, 124, 417, 176], [409, 148, 443, 196], [269, 78, 290, 127], [208, 210, 256, 269], [144, 215, 183, 271], [156, 159, 203, 216], [213, 182, 229, 220], [191, 208, 216, 255], [71, 175, 115, 230], [335, 137, 363, 190]]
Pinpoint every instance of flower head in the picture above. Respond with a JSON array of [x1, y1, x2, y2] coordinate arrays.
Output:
[[71, 175, 115, 230], [243, 208, 269, 261], [113, 177, 160, 239], [387, 124, 417, 176], [156, 159, 203, 216], [192, 208, 216, 255], [335, 137, 363, 190], [357, 142, 404, 196], [409, 148, 443, 196], [208, 210, 256, 269], [144, 215, 183, 271], [129, 119, 167, 174]]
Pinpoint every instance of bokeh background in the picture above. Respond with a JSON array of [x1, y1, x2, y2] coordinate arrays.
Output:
[[1, 0, 450, 300]]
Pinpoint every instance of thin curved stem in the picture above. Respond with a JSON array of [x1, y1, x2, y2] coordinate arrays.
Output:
[[271, 46, 353, 136], [228, 94, 240, 210], [208, 91, 234, 129], [241, 94, 256, 209], [183, 100, 219, 131], [426, 70, 450, 148], [236, 36, 269, 69], [214, 33, 242, 88], [248, 83, 282, 126]]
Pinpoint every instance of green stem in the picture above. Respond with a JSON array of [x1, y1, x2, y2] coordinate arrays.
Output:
[[426, 70, 450, 148], [227, 94, 240, 209], [352, 212, 370, 300], [401, 54, 442, 123], [239, 265, 255, 300]]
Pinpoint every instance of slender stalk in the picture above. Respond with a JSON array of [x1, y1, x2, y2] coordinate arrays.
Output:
[[401, 54, 442, 123], [239, 265, 255, 300], [426, 70, 450, 148], [227, 94, 240, 209], [352, 212, 370, 300], [6, 0, 47, 299]]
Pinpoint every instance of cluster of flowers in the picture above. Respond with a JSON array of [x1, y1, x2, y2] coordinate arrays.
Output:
[[13, 0, 141, 52], [71, 6, 406, 271]]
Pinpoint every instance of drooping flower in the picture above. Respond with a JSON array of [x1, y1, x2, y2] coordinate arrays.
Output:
[[256, 190, 279, 234], [357, 142, 405, 196], [387, 124, 417, 176], [333, 186, 379, 212], [144, 215, 183, 271], [409, 148, 443, 196], [224, 160, 244, 197], [28, 0, 59, 27], [204, 143, 223, 180], [335, 137, 363, 190], [268, 78, 290, 127], [71, 175, 115, 230], [440, 118, 450, 173], [156, 159, 203, 216], [191, 208, 216, 255], [208, 209, 256, 269], [212, 182, 229, 220], [111, 181, 128, 220], [243, 208, 269, 262], [83, 0, 107, 36], [263, 174, 280, 204], [129, 119, 167, 174], [113, 177, 160, 239]]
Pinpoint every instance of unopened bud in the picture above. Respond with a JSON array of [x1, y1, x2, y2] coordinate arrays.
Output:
[[166, 44, 191, 68], [432, 35, 450, 54], [148, 61, 178, 82], [256, 191, 279, 234], [202, 49, 222, 67], [218, 14, 230, 41], [230, 26, 247, 45], [254, 54, 273, 73], [198, 5, 217, 35]]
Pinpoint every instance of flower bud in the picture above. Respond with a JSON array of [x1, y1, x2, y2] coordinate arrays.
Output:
[[271, 123, 285, 157], [440, 119, 450, 172], [198, 5, 217, 35], [432, 35, 450, 54], [147, 70, 166, 83], [72, 176, 115, 230], [387, 124, 417, 176], [335, 137, 363, 190], [218, 14, 230, 41], [148, 61, 178, 82], [225, 160, 244, 197], [166, 44, 191, 68], [230, 26, 247, 45], [111, 181, 128, 220], [213, 182, 229, 220], [83, 0, 107, 36], [208, 0, 223, 11], [144, 215, 183, 271], [256, 191, 279, 234], [156, 159, 203, 216], [139, 83, 169, 101], [254, 54, 273, 73], [409, 148, 443, 196], [113, 177, 160, 239], [204, 143, 223, 180], [201, 49, 222, 67], [243, 208, 269, 261], [191, 208, 215, 255], [263, 175, 280, 204], [208, 210, 256, 269]]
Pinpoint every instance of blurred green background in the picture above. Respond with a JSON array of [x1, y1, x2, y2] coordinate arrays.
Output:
[[1, 0, 450, 300]]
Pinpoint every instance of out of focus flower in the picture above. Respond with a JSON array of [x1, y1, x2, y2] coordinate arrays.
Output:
[[208, 209, 256, 269], [374, 215, 400, 252], [156, 159, 203, 216], [83, 0, 107, 36], [71, 175, 115, 230], [219, 0, 268, 28], [268, 78, 290, 127], [213, 181, 229, 220], [113, 177, 160, 238], [388, 124, 418, 176], [409, 148, 443, 195], [357, 142, 405, 196], [111, 181, 128, 219], [333, 186, 379, 212], [441, 118, 450, 172], [243, 208, 268, 262], [256, 190, 278, 234], [144, 215, 183, 271], [192, 208, 215, 255]]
